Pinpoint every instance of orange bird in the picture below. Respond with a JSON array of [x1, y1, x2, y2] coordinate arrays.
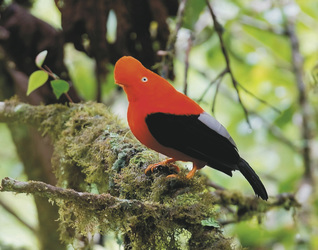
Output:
[[114, 56, 268, 200]]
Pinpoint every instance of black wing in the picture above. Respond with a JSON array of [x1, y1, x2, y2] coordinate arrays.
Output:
[[145, 112, 240, 176], [146, 112, 268, 200]]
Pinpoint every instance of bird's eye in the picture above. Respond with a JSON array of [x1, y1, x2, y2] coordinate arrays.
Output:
[[141, 77, 148, 83]]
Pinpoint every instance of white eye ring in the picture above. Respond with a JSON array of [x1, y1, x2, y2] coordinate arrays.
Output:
[[141, 77, 148, 83]]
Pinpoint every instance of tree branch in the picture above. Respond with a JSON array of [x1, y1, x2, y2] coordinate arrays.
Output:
[[285, 16, 314, 184], [212, 190, 300, 225], [159, 0, 188, 79], [1, 177, 299, 223], [0, 198, 37, 234], [205, 0, 251, 127], [204, 1, 281, 126], [183, 33, 193, 95], [212, 190, 299, 210], [0, 177, 141, 210], [0, 100, 300, 248], [198, 68, 228, 103]]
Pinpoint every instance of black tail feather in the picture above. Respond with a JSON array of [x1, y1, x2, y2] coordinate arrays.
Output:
[[237, 158, 268, 200]]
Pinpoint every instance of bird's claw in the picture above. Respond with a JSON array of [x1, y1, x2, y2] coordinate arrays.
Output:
[[185, 165, 197, 179], [144, 158, 180, 175], [144, 163, 159, 173], [145, 160, 198, 179], [167, 165, 197, 179], [166, 174, 179, 178]]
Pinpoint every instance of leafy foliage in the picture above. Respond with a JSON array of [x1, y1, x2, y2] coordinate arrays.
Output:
[[35, 50, 48, 68], [50, 80, 70, 99], [27, 51, 72, 101], [27, 70, 48, 95]]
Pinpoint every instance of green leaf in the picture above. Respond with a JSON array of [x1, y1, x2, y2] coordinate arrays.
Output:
[[27, 70, 49, 96], [35, 50, 48, 68], [50, 79, 70, 99], [201, 218, 220, 228]]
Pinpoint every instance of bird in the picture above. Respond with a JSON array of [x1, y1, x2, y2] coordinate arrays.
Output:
[[114, 56, 268, 200]]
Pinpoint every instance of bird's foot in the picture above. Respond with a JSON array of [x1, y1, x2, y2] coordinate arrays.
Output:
[[166, 174, 179, 178], [186, 165, 197, 179], [145, 158, 179, 175], [166, 165, 198, 179]]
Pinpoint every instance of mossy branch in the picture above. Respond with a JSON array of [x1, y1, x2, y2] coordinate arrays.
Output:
[[211, 190, 300, 225], [0, 100, 299, 249], [1, 176, 299, 222], [0, 177, 155, 212], [0, 99, 231, 248]]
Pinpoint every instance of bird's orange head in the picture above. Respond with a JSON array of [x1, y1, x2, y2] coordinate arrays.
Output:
[[114, 56, 175, 102]]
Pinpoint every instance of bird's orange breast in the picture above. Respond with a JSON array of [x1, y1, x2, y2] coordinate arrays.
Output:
[[127, 93, 206, 166], [127, 88, 203, 146]]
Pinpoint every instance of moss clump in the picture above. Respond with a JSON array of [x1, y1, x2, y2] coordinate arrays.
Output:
[[49, 102, 141, 193], [24, 101, 233, 249]]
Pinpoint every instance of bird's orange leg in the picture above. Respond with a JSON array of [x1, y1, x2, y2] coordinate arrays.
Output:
[[167, 164, 198, 179], [186, 164, 198, 179], [144, 158, 180, 174]]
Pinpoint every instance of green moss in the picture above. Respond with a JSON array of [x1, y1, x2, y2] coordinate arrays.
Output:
[[15, 101, 233, 249]]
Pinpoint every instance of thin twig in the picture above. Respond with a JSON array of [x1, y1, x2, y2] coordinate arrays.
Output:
[[41, 65, 57, 79], [205, 0, 251, 128], [0, 198, 37, 234], [183, 33, 193, 95], [236, 82, 281, 114], [249, 111, 301, 153], [211, 76, 224, 115], [64, 92, 74, 103], [206, 180, 226, 190], [239, 15, 286, 35], [41, 65, 74, 103], [159, 0, 188, 79], [198, 68, 228, 103], [219, 219, 237, 226]]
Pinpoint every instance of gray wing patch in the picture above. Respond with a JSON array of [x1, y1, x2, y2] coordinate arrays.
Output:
[[198, 112, 237, 148]]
